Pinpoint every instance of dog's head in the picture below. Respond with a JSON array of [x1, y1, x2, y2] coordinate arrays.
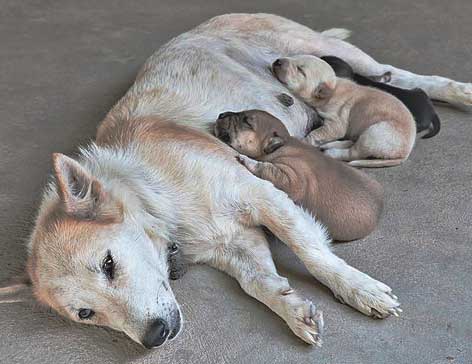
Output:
[[272, 55, 336, 105], [214, 110, 290, 158], [25, 153, 183, 348]]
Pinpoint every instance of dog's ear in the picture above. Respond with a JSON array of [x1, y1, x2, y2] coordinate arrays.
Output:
[[263, 136, 284, 154], [313, 82, 334, 100], [52, 153, 122, 222]]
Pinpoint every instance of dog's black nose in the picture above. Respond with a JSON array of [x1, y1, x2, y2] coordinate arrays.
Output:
[[273, 59, 282, 67], [218, 111, 235, 120], [142, 318, 170, 349]]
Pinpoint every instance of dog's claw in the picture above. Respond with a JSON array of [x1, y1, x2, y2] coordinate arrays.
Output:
[[285, 298, 324, 346]]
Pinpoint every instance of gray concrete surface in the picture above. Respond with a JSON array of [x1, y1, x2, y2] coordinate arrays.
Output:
[[0, 0, 471, 363]]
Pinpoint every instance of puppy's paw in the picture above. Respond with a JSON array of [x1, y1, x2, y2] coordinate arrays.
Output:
[[333, 268, 401, 319], [283, 295, 323, 346], [304, 134, 323, 148], [323, 148, 350, 160], [320, 140, 354, 150], [236, 154, 258, 173]]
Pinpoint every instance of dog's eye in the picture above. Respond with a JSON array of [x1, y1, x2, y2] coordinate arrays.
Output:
[[102, 252, 115, 280], [78, 308, 95, 320], [168, 243, 179, 255]]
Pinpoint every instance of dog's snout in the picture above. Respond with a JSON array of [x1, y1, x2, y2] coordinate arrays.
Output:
[[142, 318, 170, 349]]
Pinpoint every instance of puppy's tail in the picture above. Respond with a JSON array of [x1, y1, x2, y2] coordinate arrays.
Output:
[[421, 112, 441, 139], [348, 159, 404, 168], [321, 28, 352, 40]]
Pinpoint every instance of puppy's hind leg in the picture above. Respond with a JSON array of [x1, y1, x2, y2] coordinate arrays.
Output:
[[206, 228, 323, 346], [348, 159, 404, 168], [324, 121, 413, 167], [323, 144, 404, 167]]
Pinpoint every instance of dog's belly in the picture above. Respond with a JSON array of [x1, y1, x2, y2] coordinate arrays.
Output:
[[123, 32, 317, 138]]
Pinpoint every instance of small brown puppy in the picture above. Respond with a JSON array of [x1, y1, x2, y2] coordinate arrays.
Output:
[[272, 55, 416, 167], [215, 110, 383, 241]]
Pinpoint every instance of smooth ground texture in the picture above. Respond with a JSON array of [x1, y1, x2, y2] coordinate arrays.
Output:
[[1, 1, 471, 363]]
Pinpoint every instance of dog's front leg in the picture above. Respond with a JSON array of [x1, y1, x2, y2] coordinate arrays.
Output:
[[206, 228, 323, 346], [239, 179, 401, 319]]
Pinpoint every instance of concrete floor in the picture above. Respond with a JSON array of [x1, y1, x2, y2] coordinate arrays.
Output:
[[0, 1, 471, 363]]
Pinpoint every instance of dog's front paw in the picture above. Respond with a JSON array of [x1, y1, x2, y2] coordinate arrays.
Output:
[[236, 154, 258, 173], [283, 295, 323, 346], [334, 268, 401, 319]]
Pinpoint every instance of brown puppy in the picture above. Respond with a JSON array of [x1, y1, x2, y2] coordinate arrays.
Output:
[[215, 110, 384, 241]]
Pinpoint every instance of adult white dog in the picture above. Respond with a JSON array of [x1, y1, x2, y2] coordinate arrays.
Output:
[[7, 14, 471, 348]]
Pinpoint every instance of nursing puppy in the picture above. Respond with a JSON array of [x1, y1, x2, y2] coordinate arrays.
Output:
[[215, 110, 384, 242], [321, 56, 441, 139], [272, 55, 417, 167]]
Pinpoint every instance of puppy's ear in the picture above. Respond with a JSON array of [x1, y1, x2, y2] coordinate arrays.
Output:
[[52, 153, 122, 222], [313, 82, 334, 100], [263, 136, 284, 154]]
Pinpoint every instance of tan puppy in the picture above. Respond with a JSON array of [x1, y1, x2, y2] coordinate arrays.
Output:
[[215, 110, 384, 241], [272, 55, 417, 167]]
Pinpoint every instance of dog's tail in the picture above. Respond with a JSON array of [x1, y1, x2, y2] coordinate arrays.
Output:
[[348, 159, 404, 168], [421, 112, 441, 139], [321, 28, 352, 40]]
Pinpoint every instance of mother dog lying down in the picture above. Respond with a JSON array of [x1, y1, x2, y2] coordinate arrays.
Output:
[[15, 14, 472, 348]]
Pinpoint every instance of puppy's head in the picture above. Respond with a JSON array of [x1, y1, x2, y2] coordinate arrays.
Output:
[[27, 153, 183, 349], [214, 110, 290, 158], [272, 55, 336, 105]]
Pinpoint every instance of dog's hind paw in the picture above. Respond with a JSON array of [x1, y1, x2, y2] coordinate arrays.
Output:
[[445, 81, 472, 109], [283, 296, 323, 346]]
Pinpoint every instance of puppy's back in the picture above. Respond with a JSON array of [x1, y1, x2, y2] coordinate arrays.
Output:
[[264, 139, 383, 241]]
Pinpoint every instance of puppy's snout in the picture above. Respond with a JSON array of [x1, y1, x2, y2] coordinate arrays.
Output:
[[273, 58, 283, 68], [142, 318, 170, 349]]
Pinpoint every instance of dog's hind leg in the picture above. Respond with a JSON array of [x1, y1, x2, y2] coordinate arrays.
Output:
[[206, 228, 323, 346], [311, 35, 472, 108], [239, 178, 401, 319]]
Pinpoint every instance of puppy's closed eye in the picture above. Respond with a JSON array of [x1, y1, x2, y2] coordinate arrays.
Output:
[[242, 116, 253, 129], [297, 65, 306, 77]]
